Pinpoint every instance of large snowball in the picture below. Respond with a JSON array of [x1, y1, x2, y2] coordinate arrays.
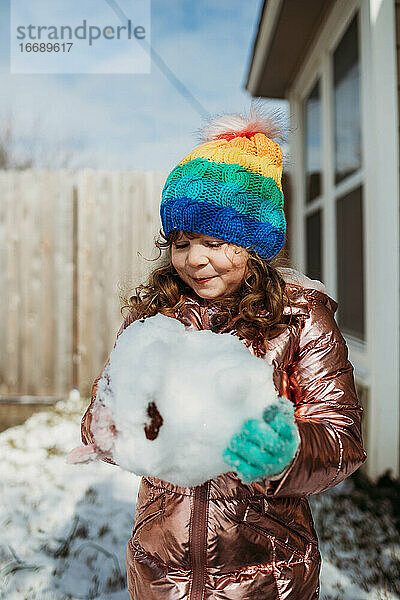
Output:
[[98, 314, 279, 487]]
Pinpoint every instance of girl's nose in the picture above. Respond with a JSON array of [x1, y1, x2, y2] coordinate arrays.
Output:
[[186, 245, 209, 267]]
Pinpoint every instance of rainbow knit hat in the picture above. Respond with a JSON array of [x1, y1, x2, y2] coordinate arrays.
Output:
[[160, 108, 286, 260]]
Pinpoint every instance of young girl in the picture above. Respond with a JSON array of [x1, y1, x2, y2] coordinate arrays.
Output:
[[80, 110, 366, 599]]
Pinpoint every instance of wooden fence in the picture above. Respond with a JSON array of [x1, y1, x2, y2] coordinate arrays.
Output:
[[0, 169, 166, 401]]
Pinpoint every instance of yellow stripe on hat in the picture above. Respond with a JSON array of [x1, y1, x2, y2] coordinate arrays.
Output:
[[178, 135, 283, 191]]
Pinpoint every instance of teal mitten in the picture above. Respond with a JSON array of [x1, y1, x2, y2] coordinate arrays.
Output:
[[222, 397, 300, 483]]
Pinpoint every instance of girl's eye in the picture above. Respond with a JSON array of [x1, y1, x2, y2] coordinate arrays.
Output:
[[204, 241, 224, 247], [173, 241, 225, 249]]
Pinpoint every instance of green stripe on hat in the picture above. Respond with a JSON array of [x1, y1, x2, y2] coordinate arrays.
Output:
[[163, 158, 283, 210]]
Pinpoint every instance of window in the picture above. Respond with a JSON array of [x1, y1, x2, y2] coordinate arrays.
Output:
[[291, 0, 400, 481], [334, 15, 361, 183], [306, 210, 322, 282], [304, 79, 323, 282], [305, 81, 322, 202], [336, 186, 365, 339], [333, 13, 364, 340], [301, 11, 365, 341]]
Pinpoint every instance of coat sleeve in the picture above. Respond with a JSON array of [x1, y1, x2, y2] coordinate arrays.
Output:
[[81, 310, 137, 466], [255, 297, 367, 498]]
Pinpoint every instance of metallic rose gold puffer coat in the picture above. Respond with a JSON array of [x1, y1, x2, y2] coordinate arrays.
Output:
[[81, 282, 367, 599]]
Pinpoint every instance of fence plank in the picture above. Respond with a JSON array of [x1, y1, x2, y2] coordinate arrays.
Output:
[[20, 171, 36, 394], [0, 172, 9, 394], [39, 170, 57, 394], [53, 170, 74, 395], [5, 171, 21, 392], [77, 168, 96, 397]]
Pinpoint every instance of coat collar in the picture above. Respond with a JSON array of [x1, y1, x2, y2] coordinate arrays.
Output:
[[276, 266, 338, 315], [177, 268, 338, 332]]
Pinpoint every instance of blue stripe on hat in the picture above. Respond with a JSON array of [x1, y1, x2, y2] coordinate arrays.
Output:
[[161, 197, 285, 260]]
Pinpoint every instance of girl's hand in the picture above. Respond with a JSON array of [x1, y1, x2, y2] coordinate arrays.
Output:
[[222, 397, 300, 483], [68, 402, 117, 464]]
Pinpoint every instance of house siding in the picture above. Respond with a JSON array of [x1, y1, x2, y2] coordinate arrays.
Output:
[[396, 1, 400, 144]]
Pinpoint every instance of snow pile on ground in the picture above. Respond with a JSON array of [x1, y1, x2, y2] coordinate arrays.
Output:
[[1, 397, 399, 599], [70, 314, 280, 487], [0, 395, 139, 600], [311, 479, 400, 599]]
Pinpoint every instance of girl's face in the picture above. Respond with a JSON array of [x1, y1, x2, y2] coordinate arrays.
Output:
[[171, 232, 249, 299]]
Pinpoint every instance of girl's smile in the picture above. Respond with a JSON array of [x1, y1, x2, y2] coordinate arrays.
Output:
[[171, 232, 249, 299], [192, 276, 216, 284]]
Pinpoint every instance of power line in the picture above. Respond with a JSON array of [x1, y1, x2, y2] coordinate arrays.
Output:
[[104, 0, 211, 119]]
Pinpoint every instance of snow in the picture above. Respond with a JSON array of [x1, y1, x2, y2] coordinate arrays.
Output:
[[71, 314, 280, 487], [0, 396, 138, 599], [1, 397, 399, 599], [311, 482, 400, 600]]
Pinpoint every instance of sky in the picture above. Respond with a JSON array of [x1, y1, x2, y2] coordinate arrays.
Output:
[[0, 0, 287, 171]]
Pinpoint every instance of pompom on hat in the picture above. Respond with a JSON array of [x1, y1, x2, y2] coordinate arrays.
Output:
[[160, 105, 286, 261]]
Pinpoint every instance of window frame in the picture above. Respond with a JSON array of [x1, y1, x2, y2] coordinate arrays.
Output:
[[289, 0, 367, 368], [287, 0, 400, 479]]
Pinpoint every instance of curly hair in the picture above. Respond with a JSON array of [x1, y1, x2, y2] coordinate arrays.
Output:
[[119, 230, 301, 354]]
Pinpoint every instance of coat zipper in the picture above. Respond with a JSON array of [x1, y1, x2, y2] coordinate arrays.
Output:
[[189, 481, 209, 600]]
